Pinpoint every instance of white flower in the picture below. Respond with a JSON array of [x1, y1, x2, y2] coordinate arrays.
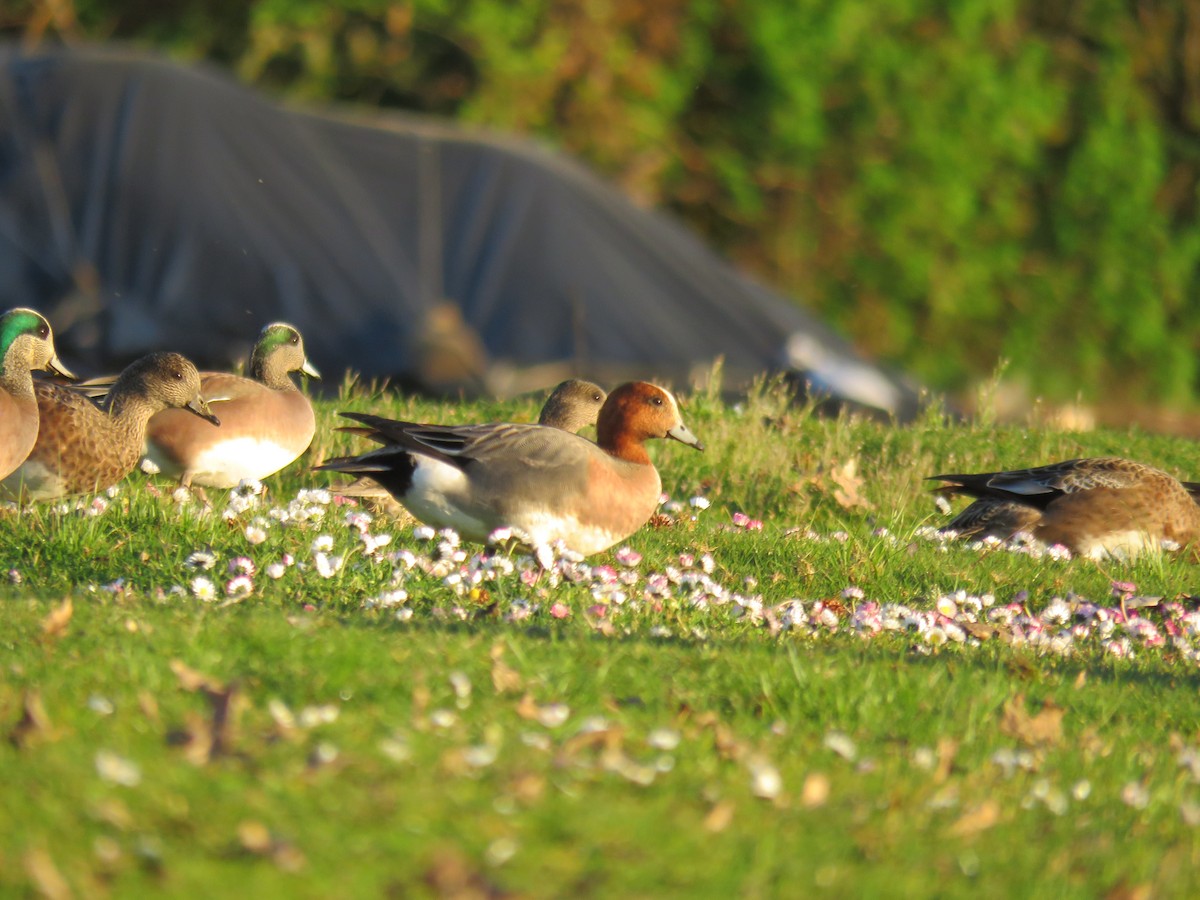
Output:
[[95, 751, 141, 787], [190, 577, 217, 601], [314, 552, 343, 579], [311, 534, 335, 554], [140, 458, 161, 475], [235, 478, 265, 497], [748, 756, 783, 800], [361, 532, 392, 554], [265, 562, 287, 580], [935, 595, 958, 618], [536, 704, 570, 728], [185, 550, 218, 571], [244, 523, 268, 545], [413, 525, 436, 541], [823, 731, 857, 761], [225, 575, 253, 599], [689, 496, 711, 510]]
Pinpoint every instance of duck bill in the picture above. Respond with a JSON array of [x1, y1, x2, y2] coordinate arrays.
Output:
[[667, 423, 704, 451], [47, 353, 76, 381], [302, 358, 321, 379], [187, 397, 221, 426]]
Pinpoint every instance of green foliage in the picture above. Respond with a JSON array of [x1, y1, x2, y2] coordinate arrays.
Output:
[[10, 1, 1200, 404]]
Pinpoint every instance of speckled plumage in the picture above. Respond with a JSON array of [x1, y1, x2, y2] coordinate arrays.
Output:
[[145, 323, 319, 488], [931, 457, 1200, 558], [1, 352, 219, 501], [0, 308, 74, 481]]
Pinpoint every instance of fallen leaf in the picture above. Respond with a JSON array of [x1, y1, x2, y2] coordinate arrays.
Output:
[[948, 800, 1001, 838], [489, 643, 523, 695], [138, 691, 160, 724], [40, 598, 73, 640], [23, 848, 70, 900], [831, 459, 872, 510], [238, 820, 273, 854], [934, 737, 959, 784], [1000, 695, 1064, 747], [507, 772, 545, 805], [167, 660, 241, 764], [169, 659, 224, 694], [801, 772, 831, 808], [704, 800, 735, 832], [9, 690, 52, 749], [1105, 882, 1152, 900], [423, 847, 505, 899], [515, 694, 540, 721]]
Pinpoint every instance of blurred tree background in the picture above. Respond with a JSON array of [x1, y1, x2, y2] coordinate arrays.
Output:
[[6, 0, 1200, 409]]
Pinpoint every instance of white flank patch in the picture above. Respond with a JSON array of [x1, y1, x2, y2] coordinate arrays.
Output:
[[505, 509, 626, 557], [404, 458, 492, 541], [1083, 530, 1161, 561], [1, 459, 69, 501], [184, 438, 301, 488]]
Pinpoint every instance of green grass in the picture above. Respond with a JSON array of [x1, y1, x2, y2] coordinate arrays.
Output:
[[4, 379, 1200, 898]]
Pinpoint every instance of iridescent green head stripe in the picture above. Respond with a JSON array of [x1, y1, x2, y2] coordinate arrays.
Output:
[[0, 308, 51, 361], [255, 322, 302, 357]]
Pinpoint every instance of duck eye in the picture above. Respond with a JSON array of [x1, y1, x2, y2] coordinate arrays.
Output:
[[651, 396, 663, 406], [38, 325, 49, 338]]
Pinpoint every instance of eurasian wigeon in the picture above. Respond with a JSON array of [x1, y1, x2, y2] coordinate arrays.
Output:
[[930, 457, 1200, 558], [0, 308, 75, 481], [143, 323, 319, 488], [1, 352, 219, 501], [331, 378, 608, 512], [318, 381, 702, 555]]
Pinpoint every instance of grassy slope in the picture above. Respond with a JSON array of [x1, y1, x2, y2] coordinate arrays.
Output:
[[3, 379, 1200, 898]]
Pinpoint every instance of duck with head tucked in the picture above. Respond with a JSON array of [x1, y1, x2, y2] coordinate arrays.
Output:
[[1, 351, 219, 502], [144, 322, 319, 489], [318, 381, 702, 555], [0, 308, 75, 481], [930, 457, 1200, 559]]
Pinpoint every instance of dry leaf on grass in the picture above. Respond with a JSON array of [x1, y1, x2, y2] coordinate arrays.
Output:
[[40, 599, 73, 640], [947, 800, 1001, 838], [489, 643, 523, 695], [23, 848, 70, 900], [167, 659, 242, 764], [703, 800, 735, 833], [1000, 694, 1064, 747], [422, 847, 508, 899], [9, 690, 53, 749], [831, 459, 872, 510], [801, 772, 831, 808]]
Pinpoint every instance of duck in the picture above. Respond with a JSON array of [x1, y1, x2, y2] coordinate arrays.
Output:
[[929, 457, 1200, 558], [142, 323, 319, 489], [1, 352, 220, 501], [318, 381, 702, 555], [0, 308, 75, 481], [534, 379, 608, 432], [331, 378, 608, 512]]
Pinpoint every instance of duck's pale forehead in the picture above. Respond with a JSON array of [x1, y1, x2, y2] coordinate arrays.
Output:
[[258, 324, 298, 352]]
